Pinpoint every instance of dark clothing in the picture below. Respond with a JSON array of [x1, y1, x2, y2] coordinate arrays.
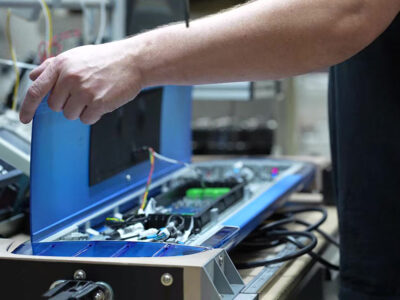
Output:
[[329, 13, 400, 300]]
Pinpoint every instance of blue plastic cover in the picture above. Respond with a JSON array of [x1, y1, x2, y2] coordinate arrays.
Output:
[[13, 241, 208, 257], [30, 86, 192, 242]]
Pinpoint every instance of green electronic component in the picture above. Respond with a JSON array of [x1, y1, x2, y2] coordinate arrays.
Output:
[[210, 188, 231, 198], [185, 187, 231, 200], [186, 188, 204, 199]]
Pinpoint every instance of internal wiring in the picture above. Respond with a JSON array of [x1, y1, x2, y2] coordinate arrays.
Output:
[[5, 9, 20, 111], [153, 151, 190, 168], [38, 0, 53, 59], [153, 150, 205, 187], [140, 148, 155, 211], [95, 0, 107, 44], [138, 146, 204, 211]]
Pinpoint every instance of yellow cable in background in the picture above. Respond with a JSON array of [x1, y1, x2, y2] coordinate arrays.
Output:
[[5, 9, 20, 111], [39, 0, 53, 58]]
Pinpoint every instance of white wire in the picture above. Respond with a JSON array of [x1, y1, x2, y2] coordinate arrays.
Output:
[[95, 0, 107, 44], [153, 152, 190, 168], [80, 0, 89, 44], [38, 0, 50, 58], [0, 58, 38, 70], [177, 217, 194, 243]]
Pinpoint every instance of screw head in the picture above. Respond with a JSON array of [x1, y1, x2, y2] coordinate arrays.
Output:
[[126, 174, 132, 182], [73, 269, 87, 280], [218, 254, 224, 266], [161, 273, 174, 287], [93, 290, 105, 300]]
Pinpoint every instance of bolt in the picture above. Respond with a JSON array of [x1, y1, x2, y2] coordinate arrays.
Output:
[[161, 273, 174, 287], [126, 174, 132, 182], [218, 254, 224, 267], [93, 290, 105, 300], [73, 269, 87, 280]]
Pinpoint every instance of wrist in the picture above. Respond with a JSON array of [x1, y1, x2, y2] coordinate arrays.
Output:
[[124, 31, 159, 89]]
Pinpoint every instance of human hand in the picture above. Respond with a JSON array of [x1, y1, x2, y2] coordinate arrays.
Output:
[[19, 40, 143, 124]]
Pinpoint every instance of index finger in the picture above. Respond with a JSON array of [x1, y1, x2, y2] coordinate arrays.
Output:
[[29, 57, 55, 81], [20, 61, 59, 124]]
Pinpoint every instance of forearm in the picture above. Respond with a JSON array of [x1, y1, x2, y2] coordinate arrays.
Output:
[[128, 0, 399, 87], [19, 0, 399, 124]]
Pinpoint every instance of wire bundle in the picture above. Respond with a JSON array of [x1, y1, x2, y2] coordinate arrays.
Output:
[[80, 0, 107, 45], [5, 9, 19, 111], [235, 206, 340, 271], [2, 1, 53, 110], [38, 0, 53, 60], [140, 147, 155, 211], [138, 146, 198, 212]]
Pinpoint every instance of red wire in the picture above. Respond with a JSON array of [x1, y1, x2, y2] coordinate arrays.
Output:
[[38, 29, 82, 62], [140, 148, 155, 210]]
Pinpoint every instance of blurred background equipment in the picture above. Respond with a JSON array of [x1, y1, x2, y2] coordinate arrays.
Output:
[[0, 158, 29, 238]]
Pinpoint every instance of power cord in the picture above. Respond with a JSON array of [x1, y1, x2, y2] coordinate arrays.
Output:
[[235, 205, 340, 270], [283, 236, 340, 271], [235, 230, 317, 269]]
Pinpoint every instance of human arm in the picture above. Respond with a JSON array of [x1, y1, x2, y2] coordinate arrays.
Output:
[[20, 0, 400, 124]]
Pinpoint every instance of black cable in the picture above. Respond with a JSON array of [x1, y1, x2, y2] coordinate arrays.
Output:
[[279, 206, 328, 231], [167, 215, 185, 231], [258, 217, 296, 233], [283, 237, 340, 271], [235, 231, 317, 269], [236, 205, 340, 270], [261, 207, 339, 247], [293, 219, 340, 247], [183, 0, 190, 27]]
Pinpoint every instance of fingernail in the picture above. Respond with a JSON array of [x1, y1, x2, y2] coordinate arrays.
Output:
[[20, 116, 29, 124]]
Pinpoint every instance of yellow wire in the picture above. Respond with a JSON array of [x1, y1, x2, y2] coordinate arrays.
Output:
[[5, 9, 19, 111], [39, 0, 53, 57]]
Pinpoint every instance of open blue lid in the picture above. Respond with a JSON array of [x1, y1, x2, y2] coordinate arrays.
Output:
[[30, 86, 192, 242]]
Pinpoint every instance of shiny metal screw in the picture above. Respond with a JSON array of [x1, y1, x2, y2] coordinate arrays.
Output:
[[73, 269, 87, 280], [93, 290, 105, 300], [161, 273, 174, 287], [218, 254, 224, 267], [126, 174, 132, 182]]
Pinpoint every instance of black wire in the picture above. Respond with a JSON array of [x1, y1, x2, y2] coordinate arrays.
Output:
[[293, 219, 340, 247], [258, 217, 297, 233], [279, 206, 328, 231], [235, 231, 317, 269], [259, 207, 338, 247], [183, 0, 190, 27], [167, 215, 185, 231], [283, 237, 340, 271], [236, 206, 340, 270]]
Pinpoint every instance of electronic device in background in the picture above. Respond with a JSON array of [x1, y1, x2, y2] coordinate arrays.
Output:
[[192, 117, 274, 155], [0, 158, 29, 238], [126, 0, 188, 35], [0, 109, 31, 175], [1, 86, 315, 299]]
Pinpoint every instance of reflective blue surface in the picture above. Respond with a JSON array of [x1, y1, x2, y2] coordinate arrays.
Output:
[[201, 226, 239, 248], [30, 86, 193, 242], [13, 241, 208, 257]]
